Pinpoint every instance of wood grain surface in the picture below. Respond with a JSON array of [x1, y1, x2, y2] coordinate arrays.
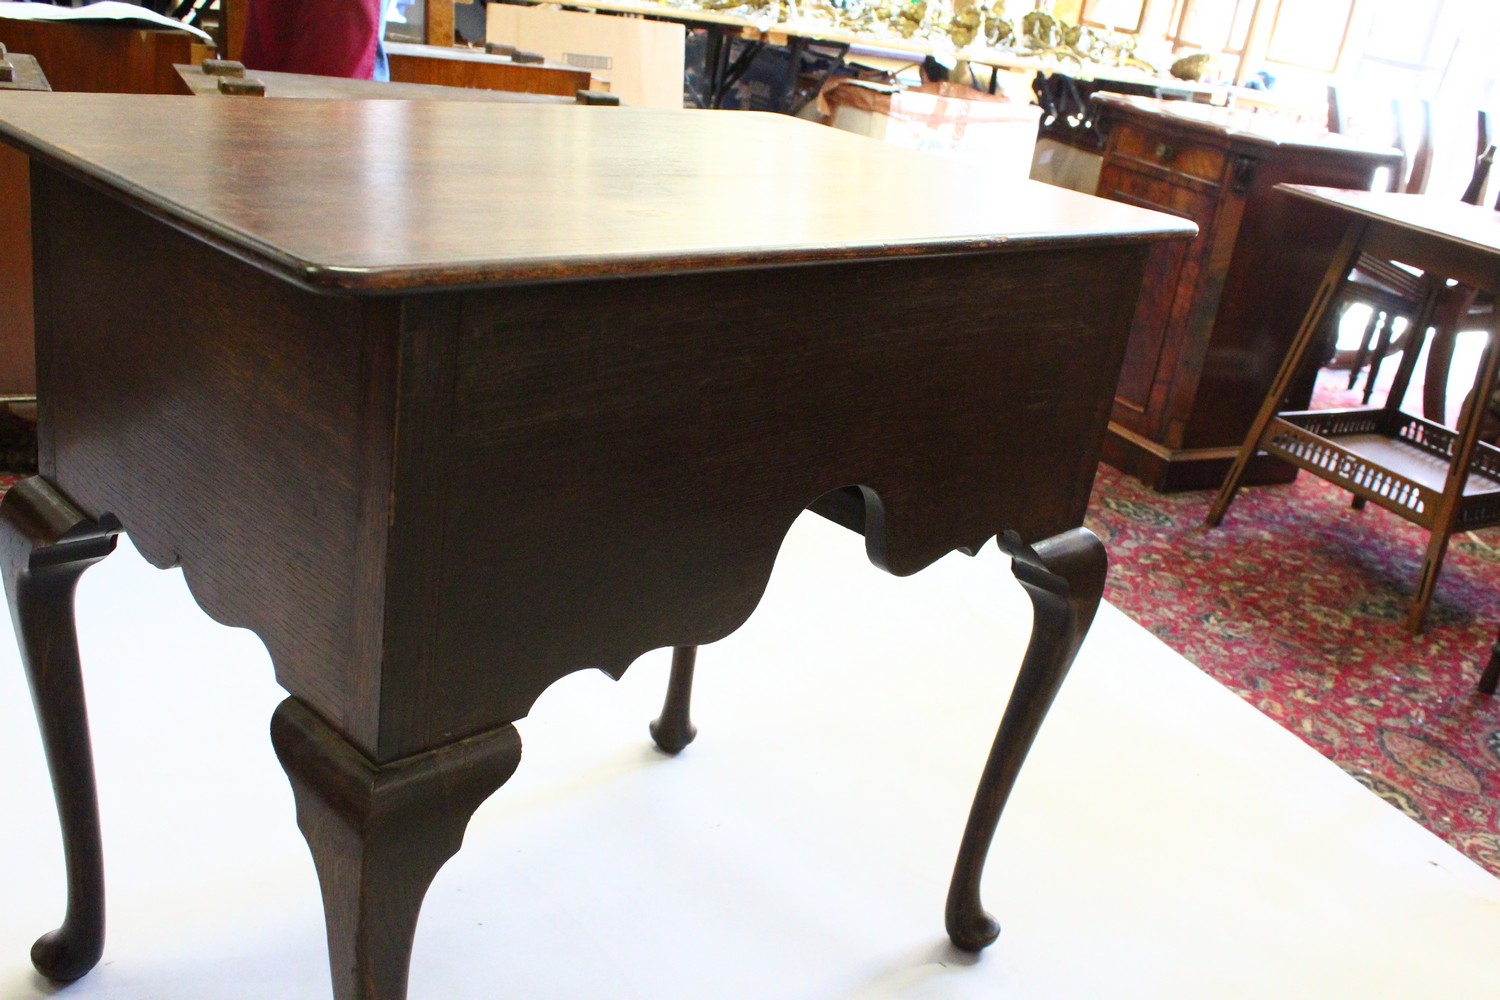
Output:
[[0, 21, 201, 95], [31, 168, 398, 747], [0, 94, 1194, 292], [12, 80, 1192, 1000], [27, 157, 1165, 760]]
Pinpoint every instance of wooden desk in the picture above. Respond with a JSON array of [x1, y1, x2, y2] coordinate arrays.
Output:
[[0, 16, 209, 404], [0, 94, 1191, 1000], [384, 40, 591, 97], [1092, 94, 1403, 491], [1208, 186, 1500, 640], [0, 18, 209, 95], [173, 61, 578, 103]]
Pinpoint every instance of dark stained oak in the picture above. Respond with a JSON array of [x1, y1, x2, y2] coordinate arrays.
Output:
[[0, 478, 120, 981], [272, 698, 523, 1000], [649, 645, 699, 755], [0, 94, 1193, 999], [0, 95, 1187, 292], [946, 527, 1107, 951]]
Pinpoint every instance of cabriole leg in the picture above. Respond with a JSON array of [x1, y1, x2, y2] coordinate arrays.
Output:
[[0, 477, 120, 981], [271, 699, 523, 1000], [945, 527, 1107, 952], [649, 645, 698, 755]]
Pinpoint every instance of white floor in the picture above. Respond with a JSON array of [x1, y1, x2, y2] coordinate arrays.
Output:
[[2, 512, 1499, 999]]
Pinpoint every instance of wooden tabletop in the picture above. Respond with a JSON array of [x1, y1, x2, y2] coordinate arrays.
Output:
[[1279, 185, 1500, 265], [0, 93, 1193, 292]]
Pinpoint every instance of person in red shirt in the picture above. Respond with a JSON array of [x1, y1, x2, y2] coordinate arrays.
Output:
[[241, 0, 386, 80]]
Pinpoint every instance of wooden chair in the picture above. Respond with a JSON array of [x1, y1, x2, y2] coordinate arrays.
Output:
[[1322, 93, 1433, 398], [1324, 99, 1497, 419], [1418, 124, 1497, 425]]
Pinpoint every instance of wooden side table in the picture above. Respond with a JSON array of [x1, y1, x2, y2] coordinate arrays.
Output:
[[1092, 94, 1403, 491], [172, 60, 580, 103], [1208, 185, 1500, 640], [0, 94, 1191, 999], [383, 40, 591, 97], [0, 45, 46, 361]]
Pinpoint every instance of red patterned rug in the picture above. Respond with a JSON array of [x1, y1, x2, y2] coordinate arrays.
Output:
[[1086, 376, 1500, 875]]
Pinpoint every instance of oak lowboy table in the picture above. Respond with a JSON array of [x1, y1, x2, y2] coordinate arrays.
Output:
[[0, 94, 1191, 999]]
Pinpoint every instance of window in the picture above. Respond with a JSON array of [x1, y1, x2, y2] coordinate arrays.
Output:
[[1166, 0, 1255, 54], [1264, 0, 1357, 72], [1081, 0, 1148, 32]]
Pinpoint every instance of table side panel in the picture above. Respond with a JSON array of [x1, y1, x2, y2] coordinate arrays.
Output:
[[385, 51, 590, 98], [32, 167, 398, 751], [0, 21, 198, 95], [376, 245, 1152, 757]]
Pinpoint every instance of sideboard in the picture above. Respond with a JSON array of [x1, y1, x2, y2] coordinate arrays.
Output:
[[1092, 94, 1403, 491]]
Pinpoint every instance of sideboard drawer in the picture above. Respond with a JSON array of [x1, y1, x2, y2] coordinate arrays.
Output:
[[1110, 122, 1225, 188]]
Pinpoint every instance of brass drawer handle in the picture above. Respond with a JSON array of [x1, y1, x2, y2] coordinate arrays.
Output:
[[1154, 142, 1177, 162]]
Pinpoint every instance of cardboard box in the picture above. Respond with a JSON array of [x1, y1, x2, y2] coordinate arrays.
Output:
[[819, 79, 1041, 178], [486, 4, 684, 109]]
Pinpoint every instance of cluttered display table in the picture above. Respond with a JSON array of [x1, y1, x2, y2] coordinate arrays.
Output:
[[0, 93, 1189, 999], [502, 0, 1226, 112]]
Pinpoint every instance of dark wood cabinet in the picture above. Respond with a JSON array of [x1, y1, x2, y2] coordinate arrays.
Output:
[[1092, 94, 1403, 491]]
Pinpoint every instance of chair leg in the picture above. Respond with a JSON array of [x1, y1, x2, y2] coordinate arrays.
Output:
[[649, 645, 698, 755], [1348, 308, 1383, 390], [945, 527, 1106, 952], [272, 699, 523, 1000], [1360, 312, 1396, 404], [1422, 285, 1482, 425], [0, 478, 120, 982], [1423, 311, 1460, 424], [1479, 631, 1500, 695]]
